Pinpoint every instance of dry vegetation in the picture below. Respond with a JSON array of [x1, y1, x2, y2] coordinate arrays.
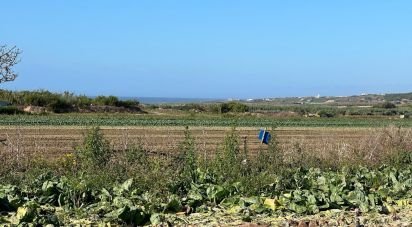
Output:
[[1, 125, 411, 173]]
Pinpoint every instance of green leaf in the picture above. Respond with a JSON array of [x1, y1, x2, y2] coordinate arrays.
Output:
[[263, 198, 276, 211], [150, 213, 164, 225], [188, 189, 203, 202], [288, 202, 307, 214], [16, 202, 39, 223], [165, 195, 182, 212], [122, 179, 133, 192]]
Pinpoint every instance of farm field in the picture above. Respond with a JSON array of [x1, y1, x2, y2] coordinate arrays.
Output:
[[0, 113, 411, 127], [1, 116, 412, 226], [0, 113, 411, 159], [0, 125, 388, 159]]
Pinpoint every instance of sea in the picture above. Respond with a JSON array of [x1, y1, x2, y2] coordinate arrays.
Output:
[[120, 97, 223, 105]]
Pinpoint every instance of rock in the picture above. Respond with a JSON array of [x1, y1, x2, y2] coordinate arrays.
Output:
[[23, 105, 46, 114]]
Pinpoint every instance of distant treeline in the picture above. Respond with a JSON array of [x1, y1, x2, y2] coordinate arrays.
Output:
[[0, 90, 140, 113], [0, 89, 252, 115], [384, 92, 412, 102], [247, 102, 410, 117], [149, 101, 250, 114], [148, 100, 412, 117]]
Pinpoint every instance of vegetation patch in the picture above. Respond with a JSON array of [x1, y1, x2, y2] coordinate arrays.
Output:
[[0, 127, 411, 225]]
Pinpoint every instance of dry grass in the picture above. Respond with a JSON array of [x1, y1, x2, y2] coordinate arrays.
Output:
[[281, 125, 412, 168], [1, 126, 411, 173]]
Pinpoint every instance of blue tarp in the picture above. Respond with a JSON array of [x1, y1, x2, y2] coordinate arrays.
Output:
[[258, 129, 271, 144]]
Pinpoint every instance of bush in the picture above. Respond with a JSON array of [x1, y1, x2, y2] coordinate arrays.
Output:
[[23, 91, 57, 107], [116, 100, 139, 108], [374, 102, 396, 109], [76, 127, 112, 169], [48, 98, 74, 113], [0, 106, 24, 115], [317, 110, 336, 118], [176, 103, 205, 112], [383, 110, 398, 116], [94, 96, 119, 106], [220, 102, 249, 113], [211, 127, 245, 182], [0, 89, 142, 112], [76, 95, 93, 108], [176, 127, 198, 189], [254, 126, 283, 173], [208, 104, 221, 113]]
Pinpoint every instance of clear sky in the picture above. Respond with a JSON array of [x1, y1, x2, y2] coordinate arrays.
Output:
[[2, 1, 412, 99]]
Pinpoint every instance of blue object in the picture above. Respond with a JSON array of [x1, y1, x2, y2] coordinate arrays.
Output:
[[258, 129, 271, 144]]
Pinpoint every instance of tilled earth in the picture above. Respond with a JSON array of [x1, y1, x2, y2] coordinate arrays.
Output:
[[0, 126, 379, 159]]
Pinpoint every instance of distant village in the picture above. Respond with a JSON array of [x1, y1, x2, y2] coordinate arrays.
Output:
[[236, 92, 412, 106]]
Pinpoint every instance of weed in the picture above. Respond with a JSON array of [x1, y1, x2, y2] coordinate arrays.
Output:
[[75, 127, 112, 170]]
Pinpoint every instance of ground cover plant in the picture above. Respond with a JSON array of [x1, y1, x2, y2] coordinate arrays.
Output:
[[0, 126, 412, 226]]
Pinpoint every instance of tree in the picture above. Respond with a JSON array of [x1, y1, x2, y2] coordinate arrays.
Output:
[[220, 101, 249, 113], [0, 45, 21, 84]]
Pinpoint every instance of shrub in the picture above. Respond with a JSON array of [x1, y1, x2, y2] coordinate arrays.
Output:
[[0, 106, 24, 115], [48, 98, 74, 113], [383, 110, 398, 116], [23, 91, 56, 107], [116, 100, 139, 108], [94, 96, 119, 106], [208, 104, 221, 113], [374, 102, 396, 109], [176, 103, 205, 112], [318, 110, 336, 118], [389, 149, 412, 167], [123, 143, 148, 166], [212, 127, 245, 182], [76, 95, 93, 108], [0, 89, 142, 112], [254, 126, 283, 173], [76, 127, 112, 169], [175, 127, 198, 190], [220, 102, 249, 113]]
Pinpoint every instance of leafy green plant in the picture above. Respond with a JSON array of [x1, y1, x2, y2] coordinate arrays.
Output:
[[76, 127, 112, 170], [176, 127, 198, 189], [211, 127, 246, 183]]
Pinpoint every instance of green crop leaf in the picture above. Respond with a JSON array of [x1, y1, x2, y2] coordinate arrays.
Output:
[[165, 195, 182, 212]]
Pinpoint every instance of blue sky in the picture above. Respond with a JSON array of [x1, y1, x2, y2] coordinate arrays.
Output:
[[2, 1, 412, 99]]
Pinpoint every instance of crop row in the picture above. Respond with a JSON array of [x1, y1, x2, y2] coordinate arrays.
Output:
[[0, 115, 411, 127]]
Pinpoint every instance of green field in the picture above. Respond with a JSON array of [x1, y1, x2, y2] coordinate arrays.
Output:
[[0, 114, 411, 127]]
